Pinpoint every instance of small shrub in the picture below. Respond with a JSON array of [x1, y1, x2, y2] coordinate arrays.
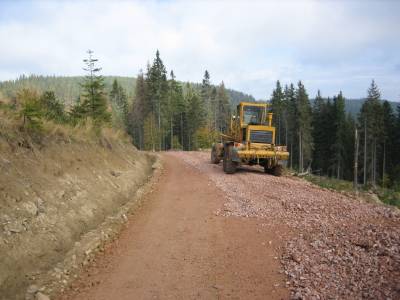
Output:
[[17, 89, 43, 132]]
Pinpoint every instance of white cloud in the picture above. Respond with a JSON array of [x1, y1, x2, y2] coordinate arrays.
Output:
[[0, 0, 399, 100]]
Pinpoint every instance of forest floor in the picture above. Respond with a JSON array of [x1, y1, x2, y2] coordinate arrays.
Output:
[[60, 151, 400, 300]]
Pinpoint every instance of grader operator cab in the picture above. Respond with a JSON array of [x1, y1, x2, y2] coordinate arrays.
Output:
[[211, 102, 289, 175]]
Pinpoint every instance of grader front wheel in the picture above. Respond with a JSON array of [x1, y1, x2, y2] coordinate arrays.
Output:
[[223, 145, 237, 174], [211, 145, 221, 164]]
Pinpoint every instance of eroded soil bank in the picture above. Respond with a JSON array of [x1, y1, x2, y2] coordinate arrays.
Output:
[[0, 137, 156, 300]]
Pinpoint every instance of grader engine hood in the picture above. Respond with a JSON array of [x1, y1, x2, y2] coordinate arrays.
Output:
[[246, 125, 274, 145]]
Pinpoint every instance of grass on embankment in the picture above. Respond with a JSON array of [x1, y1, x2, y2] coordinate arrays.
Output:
[[301, 173, 400, 208], [0, 104, 131, 147]]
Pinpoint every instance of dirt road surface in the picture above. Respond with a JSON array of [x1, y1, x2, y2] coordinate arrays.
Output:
[[62, 151, 400, 300], [62, 152, 289, 300]]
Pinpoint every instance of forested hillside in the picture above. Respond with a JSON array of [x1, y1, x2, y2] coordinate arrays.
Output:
[[1, 49, 399, 195], [334, 98, 398, 116], [0, 75, 254, 108]]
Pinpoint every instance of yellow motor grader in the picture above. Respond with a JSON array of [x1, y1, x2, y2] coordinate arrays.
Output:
[[211, 102, 289, 175]]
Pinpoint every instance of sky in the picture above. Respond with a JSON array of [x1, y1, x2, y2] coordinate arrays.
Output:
[[0, 0, 399, 101]]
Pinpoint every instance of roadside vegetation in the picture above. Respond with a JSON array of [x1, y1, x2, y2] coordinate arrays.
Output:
[[302, 173, 400, 208], [0, 50, 130, 147]]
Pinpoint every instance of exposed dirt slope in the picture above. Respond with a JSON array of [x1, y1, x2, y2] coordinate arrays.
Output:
[[61, 152, 289, 300], [0, 136, 155, 300]]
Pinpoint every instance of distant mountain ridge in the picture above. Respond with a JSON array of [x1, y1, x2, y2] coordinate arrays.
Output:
[[0, 75, 255, 107], [1, 75, 396, 115], [341, 98, 398, 116]]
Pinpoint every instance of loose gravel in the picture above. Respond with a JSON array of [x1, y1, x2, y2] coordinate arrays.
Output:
[[171, 151, 400, 300]]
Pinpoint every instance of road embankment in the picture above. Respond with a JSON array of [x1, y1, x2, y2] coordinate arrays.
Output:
[[0, 133, 158, 300]]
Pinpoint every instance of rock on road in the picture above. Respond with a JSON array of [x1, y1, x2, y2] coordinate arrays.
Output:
[[62, 151, 400, 300]]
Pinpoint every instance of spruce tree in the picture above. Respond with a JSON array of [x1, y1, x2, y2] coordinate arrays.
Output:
[[216, 81, 231, 133], [185, 86, 205, 150], [210, 86, 218, 132], [110, 79, 128, 129], [393, 105, 400, 185], [130, 71, 147, 150], [39, 91, 65, 123], [17, 89, 43, 131], [80, 50, 110, 125], [270, 80, 284, 144], [342, 113, 356, 181], [295, 81, 313, 172], [331, 91, 346, 179], [358, 80, 384, 185], [311, 90, 327, 173], [381, 101, 396, 186], [283, 84, 297, 169], [167, 70, 184, 149], [146, 50, 168, 150]]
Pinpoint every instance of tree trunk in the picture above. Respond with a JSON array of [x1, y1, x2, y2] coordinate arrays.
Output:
[[290, 136, 293, 169], [337, 160, 340, 179], [354, 128, 359, 191], [299, 130, 303, 172], [363, 119, 367, 185], [382, 141, 386, 186], [158, 102, 161, 151], [151, 114, 155, 152], [285, 118, 288, 146], [372, 138, 376, 186], [180, 113, 184, 150], [278, 115, 281, 145], [170, 116, 173, 150]]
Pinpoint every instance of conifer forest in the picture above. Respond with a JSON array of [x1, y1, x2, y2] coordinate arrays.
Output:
[[2, 50, 399, 192]]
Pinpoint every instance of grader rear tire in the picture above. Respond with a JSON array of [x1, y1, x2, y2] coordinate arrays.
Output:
[[211, 145, 220, 164], [223, 145, 237, 174], [273, 165, 283, 177], [264, 166, 273, 174]]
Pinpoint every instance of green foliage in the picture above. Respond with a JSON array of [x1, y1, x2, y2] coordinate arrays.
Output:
[[17, 89, 43, 132], [129, 71, 147, 150], [195, 127, 218, 149], [216, 82, 231, 133], [0, 75, 135, 106], [304, 174, 354, 192], [294, 81, 313, 172], [68, 96, 86, 125], [145, 50, 169, 150], [110, 79, 129, 129], [80, 50, 111, 125], [185, 85, 205, 150], [378, 189, 400, 208], [39, 91, 66, 123], [358, 80, 384, 185]]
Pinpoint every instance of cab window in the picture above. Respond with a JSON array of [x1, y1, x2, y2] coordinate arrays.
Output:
[[243, 106, 264, 125]]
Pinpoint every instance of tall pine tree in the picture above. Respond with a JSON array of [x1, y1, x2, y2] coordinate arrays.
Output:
[[80, 50, 110, 125], [270, 80, 285, 145], [296, 81, 313, 172]]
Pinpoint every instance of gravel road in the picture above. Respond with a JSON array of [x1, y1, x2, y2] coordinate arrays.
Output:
[[175, 151, 400, 299], [62, 151, 399, 300]]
